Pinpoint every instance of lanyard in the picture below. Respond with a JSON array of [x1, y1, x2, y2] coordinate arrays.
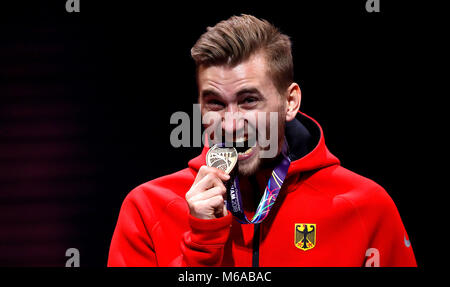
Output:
[[226, 142, 291, 224]]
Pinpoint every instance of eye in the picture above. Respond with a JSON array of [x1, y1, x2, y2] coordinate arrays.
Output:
[[205, 99, 226, 111], [240, 96, 259, 108]]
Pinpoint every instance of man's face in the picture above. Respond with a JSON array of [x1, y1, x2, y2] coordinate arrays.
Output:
[[198, 52, 287, 176]]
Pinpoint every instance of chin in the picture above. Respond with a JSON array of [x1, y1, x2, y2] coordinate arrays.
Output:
[[236, 144, 260, 175], [237, 141, 285, 176], [237, 157, 261, 176]]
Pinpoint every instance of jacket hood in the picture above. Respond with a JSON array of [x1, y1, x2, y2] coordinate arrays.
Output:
[[188, 112, 340, 177]]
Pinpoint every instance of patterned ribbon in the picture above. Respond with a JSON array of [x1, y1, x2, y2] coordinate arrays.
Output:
[[226, 141, 291, 224]]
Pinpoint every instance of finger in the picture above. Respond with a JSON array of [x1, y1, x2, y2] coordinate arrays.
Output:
[[186, 173, 224, 200], [208, 194, 225, 211], [194, 173, 226, 193], [194, 165, 230, 185], [189, 185, 227, 202], [222, 204, 228, 217]]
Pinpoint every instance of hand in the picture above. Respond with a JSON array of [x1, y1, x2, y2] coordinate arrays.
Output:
[[185, 166, 230, 219]]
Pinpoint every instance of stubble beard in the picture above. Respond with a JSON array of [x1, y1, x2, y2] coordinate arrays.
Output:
[[237, 110, 286, 177]]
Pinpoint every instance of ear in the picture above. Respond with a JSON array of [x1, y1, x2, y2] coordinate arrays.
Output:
[[285, 83, 301, 122]]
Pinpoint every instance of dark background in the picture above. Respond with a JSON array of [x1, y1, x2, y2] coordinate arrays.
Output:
[[0, 0, 424, 267]]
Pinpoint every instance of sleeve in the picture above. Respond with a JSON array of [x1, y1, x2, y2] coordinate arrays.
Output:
[[180, 213, 232, 267], [107, 189, 233, 267], [107, 192, 158, 267], [362, 187, 417, 267]]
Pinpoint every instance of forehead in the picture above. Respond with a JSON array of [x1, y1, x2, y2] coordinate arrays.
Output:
[[197, 53, 271, 92]]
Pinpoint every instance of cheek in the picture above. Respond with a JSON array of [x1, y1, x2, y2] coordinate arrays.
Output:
[[244, 112, 258, 128], [240, 113, 259, 140], [202, 109, 220, 125], [245, 112, 274, 141]]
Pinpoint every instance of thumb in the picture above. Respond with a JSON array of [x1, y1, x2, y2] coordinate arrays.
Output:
[[222, 204, 228, 217]]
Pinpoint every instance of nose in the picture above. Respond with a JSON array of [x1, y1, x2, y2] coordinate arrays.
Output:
[[222, 105, 245, 140]]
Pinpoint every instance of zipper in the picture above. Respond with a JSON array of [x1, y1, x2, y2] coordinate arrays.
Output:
[[252, 223, 260, 267], [249, 175, 261, 267]]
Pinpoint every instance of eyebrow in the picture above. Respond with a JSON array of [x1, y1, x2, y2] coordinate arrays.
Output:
[[200, 87, 263, 99], [236, 88, 263, 98], [200, 89, 221, 99]]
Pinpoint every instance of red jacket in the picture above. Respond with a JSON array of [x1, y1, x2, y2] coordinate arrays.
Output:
[[108, 112, 416, 267]]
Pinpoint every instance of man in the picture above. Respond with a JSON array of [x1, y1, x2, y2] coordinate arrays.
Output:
[[107, 15, 416, 267]]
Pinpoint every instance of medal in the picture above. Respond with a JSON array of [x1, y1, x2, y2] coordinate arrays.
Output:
[[206, 141, 291, 224], [206, 143, 238, 175]]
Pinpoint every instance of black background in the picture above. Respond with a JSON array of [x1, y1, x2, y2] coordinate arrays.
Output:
[[0, 0, 424, 267]]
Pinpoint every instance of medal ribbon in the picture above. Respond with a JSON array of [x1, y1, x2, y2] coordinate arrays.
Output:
[[226, 142, 291, 224]]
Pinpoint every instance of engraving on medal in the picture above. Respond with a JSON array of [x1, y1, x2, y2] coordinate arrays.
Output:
[[206, 144, 238, 174]]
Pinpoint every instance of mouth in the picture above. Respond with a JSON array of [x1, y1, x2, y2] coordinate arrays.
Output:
[[225, 137, 257, 160]]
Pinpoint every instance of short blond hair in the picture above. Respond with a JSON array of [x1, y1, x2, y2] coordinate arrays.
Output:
[[191, 14, 293, 94]]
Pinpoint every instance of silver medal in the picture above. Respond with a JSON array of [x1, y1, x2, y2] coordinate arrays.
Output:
[[206, 144, 238, 174]]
